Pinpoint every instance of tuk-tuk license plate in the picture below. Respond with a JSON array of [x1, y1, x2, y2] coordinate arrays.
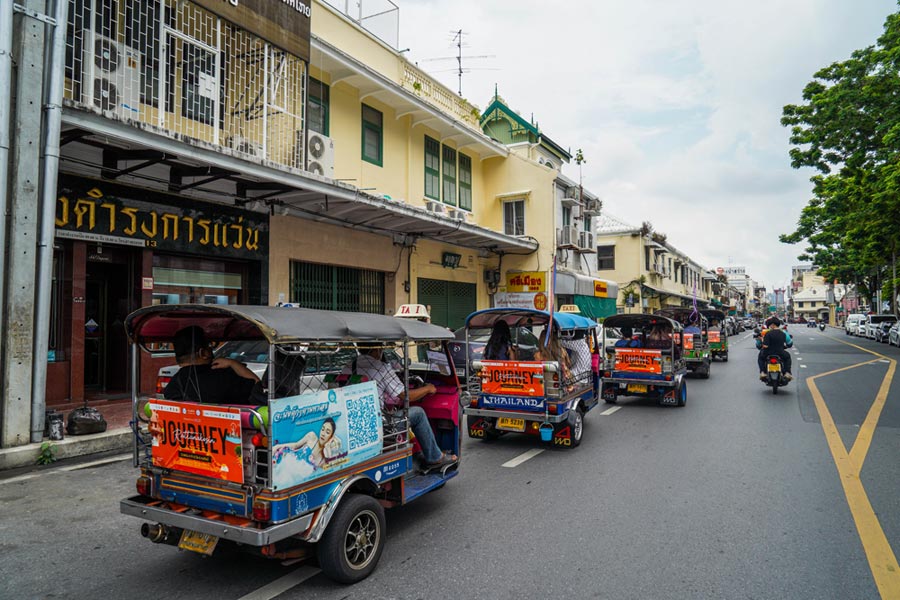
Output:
[[496, 418, 526, 432], [627, 383, 648, 393], [767, 364, 781, 372], [178, 529, 219, 556]]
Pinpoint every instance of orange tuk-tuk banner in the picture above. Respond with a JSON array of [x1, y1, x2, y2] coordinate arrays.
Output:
[[708, 330, 721, 343], [147, 399, 244, 484], [480, 361, 545, 396], [614, 349, 662, 374]]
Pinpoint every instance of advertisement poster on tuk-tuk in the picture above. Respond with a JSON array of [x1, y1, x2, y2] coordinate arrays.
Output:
[[614, 349, 663, 374], [480, 360, 545, 396], [708, 330, 721, 344], [270, 381, 382, 490], [146, 399, 244, 484]]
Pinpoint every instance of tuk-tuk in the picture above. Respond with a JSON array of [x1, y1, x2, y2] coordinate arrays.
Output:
[[120, 304, 459, 583], [462, 308, 600, 448], [700, 309, 728, 362], [600, 313, 688, 406], [656, 308, 712, 378]]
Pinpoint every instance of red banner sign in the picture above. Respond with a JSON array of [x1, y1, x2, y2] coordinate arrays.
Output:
[[614, 349, 662, 374], [480, 361, 545, 396], [683, 334, 694, 350], [147, 399, 244, 483], [708, 330, 721, 343]]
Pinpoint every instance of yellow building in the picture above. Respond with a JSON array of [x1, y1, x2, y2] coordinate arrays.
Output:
[[594, 214, 715, 313]]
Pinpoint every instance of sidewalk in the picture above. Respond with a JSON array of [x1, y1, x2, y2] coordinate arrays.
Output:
[[0, 401, 134, 471]]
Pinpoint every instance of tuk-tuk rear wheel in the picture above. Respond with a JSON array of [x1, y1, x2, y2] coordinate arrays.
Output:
[[676, 381, 687, 407], [569, 409, 584, 447], [317, 494, 385, 584]]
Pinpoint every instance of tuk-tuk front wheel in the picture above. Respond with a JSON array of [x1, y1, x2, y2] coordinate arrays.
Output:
[[317, 494, 385, 584]]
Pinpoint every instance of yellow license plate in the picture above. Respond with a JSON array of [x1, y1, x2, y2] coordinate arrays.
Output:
[[496, 417, 526, 432], [767, 364, 781, 372], [627, 383, 648, 393], [178, 529, 219, 556]]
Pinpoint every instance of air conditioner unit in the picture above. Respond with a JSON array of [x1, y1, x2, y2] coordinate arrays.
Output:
[[557, 225, 579, 247], [425, 200, 446, 214], [306, 130, 335, 177], [82, 34, 141, 114], [578, 230, 594, 250], [227, 135, 264, 158], [448, 208, 468, 221]]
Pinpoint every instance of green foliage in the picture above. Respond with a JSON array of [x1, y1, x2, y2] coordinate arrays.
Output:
[[781, 8, 900, 299], [36, 441, 56, 465]]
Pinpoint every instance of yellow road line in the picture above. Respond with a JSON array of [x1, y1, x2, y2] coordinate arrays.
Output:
[[808, 335, 900, 597]]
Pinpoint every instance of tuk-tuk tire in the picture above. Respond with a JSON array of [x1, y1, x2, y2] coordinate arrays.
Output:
[[722, 354, 728, 362], [566, 409, 584, 448], [317, 493, 386, 584], [676, 381, 687, 407]]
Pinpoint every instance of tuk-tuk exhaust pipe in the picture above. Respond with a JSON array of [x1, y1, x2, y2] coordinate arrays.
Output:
[[141, 523, 181, 545]]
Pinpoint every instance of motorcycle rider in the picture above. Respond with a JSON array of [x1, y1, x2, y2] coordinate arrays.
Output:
[[756, 317, 792, 381]]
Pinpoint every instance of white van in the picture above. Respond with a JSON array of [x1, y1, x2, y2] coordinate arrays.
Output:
[[845, 314, 865, 336]]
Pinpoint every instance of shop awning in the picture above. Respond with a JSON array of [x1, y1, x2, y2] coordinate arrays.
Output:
[[641, 284, 709, 307], [572, 295, 618, 320], [554, 270, 619, 299], [59, 108, 538, 255]]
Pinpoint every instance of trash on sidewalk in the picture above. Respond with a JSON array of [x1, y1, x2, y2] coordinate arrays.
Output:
[[66, 404, 108, 436]]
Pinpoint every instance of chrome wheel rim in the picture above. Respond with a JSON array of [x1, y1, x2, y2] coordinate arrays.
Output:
[[344, 510, 380, 570], [573, 412, 583, 441]]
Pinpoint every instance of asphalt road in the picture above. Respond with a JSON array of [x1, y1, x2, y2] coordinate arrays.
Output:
[[2, 328, 898, 600]]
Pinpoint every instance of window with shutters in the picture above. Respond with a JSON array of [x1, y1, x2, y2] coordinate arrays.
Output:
[[290, 261, 384, 314], [425, 136, 440, 200], [442, 145, 457, 205]]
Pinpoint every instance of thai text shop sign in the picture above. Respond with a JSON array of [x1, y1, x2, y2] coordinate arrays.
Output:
[[147, 400, 244, 484], [270, 382, 382, 490], [55, 176, 267, 260], [506, 271, 546, 292]]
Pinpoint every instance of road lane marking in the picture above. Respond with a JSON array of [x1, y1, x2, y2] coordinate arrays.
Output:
[[800, 365, 807, 368], [502, 448, 544, 468], [808, 337, 900, 598], [600, 406, 622, 416], [237, 566, 320, 600]]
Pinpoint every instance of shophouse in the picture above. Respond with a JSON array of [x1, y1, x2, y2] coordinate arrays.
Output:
[[0, 0, 546, 446], [594, 213, 714, 313]]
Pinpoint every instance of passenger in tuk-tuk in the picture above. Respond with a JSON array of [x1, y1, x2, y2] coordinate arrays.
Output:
[[615, 326, 641, 348], [536, 325, 573, 381], [483, 320, 518, 360], [560, 330, 593, 382], [350, 343, 457, 468], [645, 323, 671, 350], [163, 326, 260, 404]]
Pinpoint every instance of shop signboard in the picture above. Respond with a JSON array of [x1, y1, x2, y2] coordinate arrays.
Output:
[[594, 281, 608, 297], [146, 399, 244, 484], [55, 176, 268, 260], [193, 0, 312, 62], [506, 271, 546, 293], [270, 381, 382, 490], [494, 292, 548, 311]]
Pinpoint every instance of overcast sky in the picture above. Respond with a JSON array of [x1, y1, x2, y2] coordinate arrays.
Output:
[[397, 0, 898, 291]]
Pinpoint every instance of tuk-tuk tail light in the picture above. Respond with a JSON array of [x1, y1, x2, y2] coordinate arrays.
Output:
[[136, 475, 152, 497], [251, 433, 268, 447], [548, 403, 558, 415], [665, 374, 672, 381], [155, 377, 171, 395], [252, 499, 271, 522]]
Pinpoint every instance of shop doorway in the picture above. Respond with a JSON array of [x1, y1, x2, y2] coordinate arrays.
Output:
[[417, 278, 477, 330], [84, 253, 135, 396]]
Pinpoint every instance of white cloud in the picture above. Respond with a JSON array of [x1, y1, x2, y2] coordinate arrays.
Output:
[[398, 0, 897, 288]]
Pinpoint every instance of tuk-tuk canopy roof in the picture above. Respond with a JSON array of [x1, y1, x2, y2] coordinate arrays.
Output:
[[125, 304, 456, 345], [700, 309, 726, 320], [465, 308, 597, 330], [601, 313, 683, 332], [656, 308, 708, 326]]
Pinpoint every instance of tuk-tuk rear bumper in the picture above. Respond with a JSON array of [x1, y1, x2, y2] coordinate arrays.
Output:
[[603, 376, 678, 388], [464, 407, 567, 423], [120, 495, 314, 546]]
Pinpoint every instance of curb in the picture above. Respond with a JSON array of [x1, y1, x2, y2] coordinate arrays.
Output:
[[0, 428, 132, 471]]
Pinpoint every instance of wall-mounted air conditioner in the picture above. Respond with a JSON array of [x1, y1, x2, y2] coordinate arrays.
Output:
[[557, 225, 579, 247], [227, 135, 264, 158], [448, 208, 468, 221], [306, 130, 335, 177], [425, 200, 446, 214], [82, 34, 141, 114], [578, 230, 594, 250]]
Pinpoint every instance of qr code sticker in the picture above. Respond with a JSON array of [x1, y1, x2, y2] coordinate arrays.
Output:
[[347, 395, 380, 451]]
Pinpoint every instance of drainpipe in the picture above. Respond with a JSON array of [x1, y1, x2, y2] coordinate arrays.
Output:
[[0, 0, 14, 330], [31, 0, 68, 442]]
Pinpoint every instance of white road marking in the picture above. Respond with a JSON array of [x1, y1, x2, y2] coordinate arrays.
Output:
[[600, 406, 622, 416], [237, 566, 320, 600], [797, 357, 803, 361], [502, 448, 544, 468], [879, 359, 890, 364], [801, 365, 808, 368], [61, 454, 130, 471], [0, 473, 40, 486]]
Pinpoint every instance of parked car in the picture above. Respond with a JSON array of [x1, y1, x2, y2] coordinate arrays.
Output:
[[865, 315, 897, 340], [874, 320, 895, 343], [448, 325, 540, 371], [845, 314, 865, 336], [889, 322, 900, 347]]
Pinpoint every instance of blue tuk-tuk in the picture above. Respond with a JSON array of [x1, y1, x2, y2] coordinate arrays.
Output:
[[462, 308, 600, 448], [120, 304, 459, 583]]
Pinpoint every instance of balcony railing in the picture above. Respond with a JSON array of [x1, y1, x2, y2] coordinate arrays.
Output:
[[64, 0, 306, 172], [401, 62, 482, 131]]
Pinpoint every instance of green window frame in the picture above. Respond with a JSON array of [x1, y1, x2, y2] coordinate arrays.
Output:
[[442, 145, 457, 205], [361, 104, 383, 166], [424, 136, 440, 200], [458, 153, 472, 211], [307, 77, 330, 136]]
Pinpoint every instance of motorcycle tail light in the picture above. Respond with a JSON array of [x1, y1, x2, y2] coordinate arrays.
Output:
[[770, 357, 778, 364], [252, 500, 271, 522], [136, 476, 152, 496], [155, 376, 171, 395]]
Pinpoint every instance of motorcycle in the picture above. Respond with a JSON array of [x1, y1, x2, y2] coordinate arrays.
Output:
[[819, 322, 826, 332], [762, 354, 790, 394]]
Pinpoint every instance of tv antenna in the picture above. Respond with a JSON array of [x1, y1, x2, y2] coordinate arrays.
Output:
[[419, 29, 495, 96]]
